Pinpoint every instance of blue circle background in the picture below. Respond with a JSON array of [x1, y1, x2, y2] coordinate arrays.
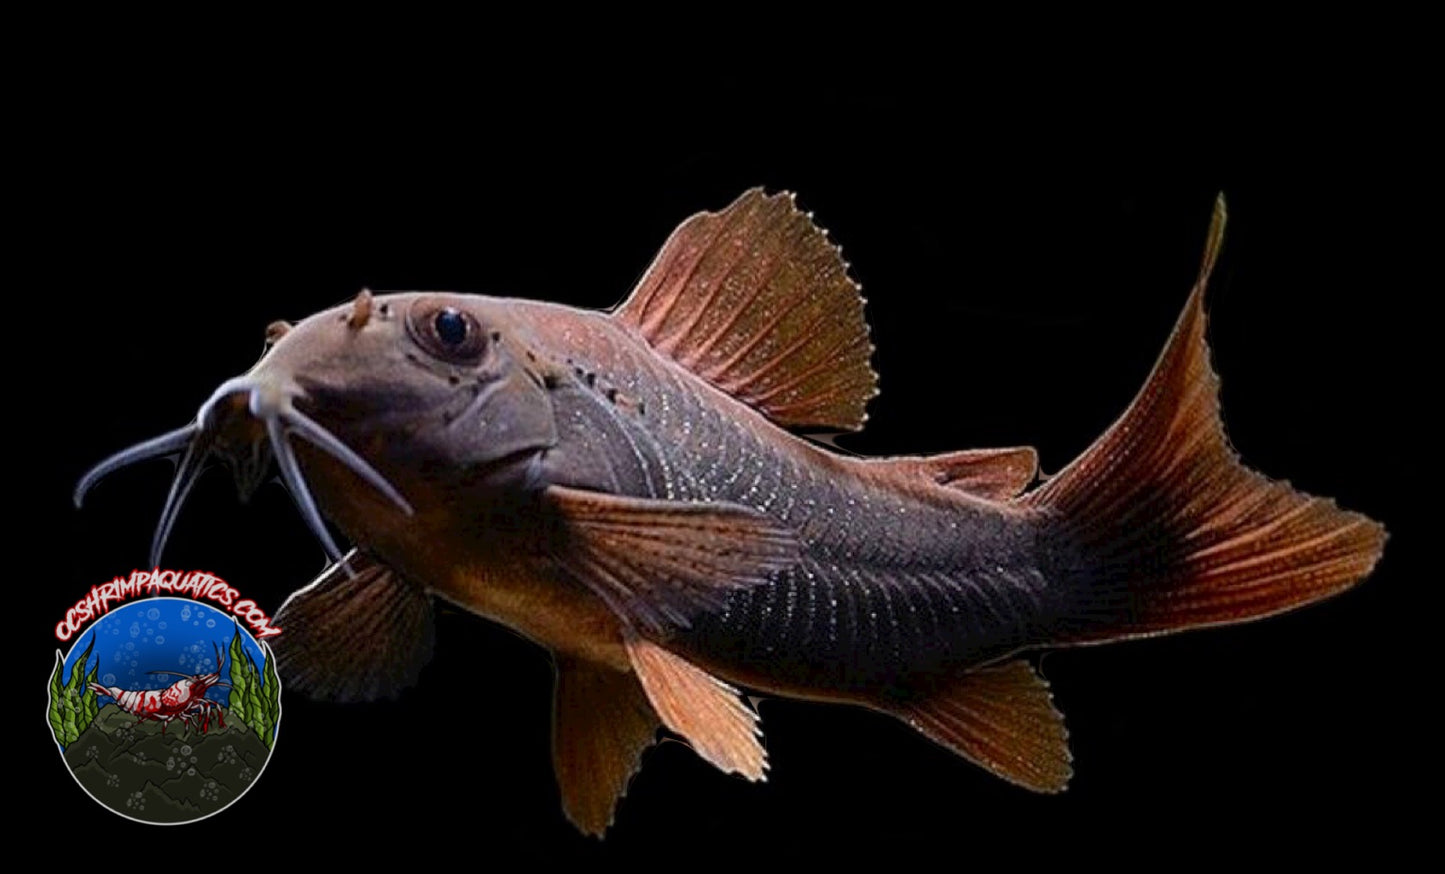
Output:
[[58, 597, 271, 714]]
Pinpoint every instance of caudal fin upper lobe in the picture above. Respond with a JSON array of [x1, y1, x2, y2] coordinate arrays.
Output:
[[1025, 196, 1386, 644]]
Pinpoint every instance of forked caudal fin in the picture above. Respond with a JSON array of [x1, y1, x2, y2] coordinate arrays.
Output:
[[1024, 195, 1387, 643]]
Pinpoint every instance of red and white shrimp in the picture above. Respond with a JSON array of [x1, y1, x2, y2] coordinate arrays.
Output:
[[91, 643, 230, 735]]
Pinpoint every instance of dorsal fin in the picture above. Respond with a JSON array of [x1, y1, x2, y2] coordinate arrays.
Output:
[[871, 446, 1039, 500], [614, 188, 878, 431]]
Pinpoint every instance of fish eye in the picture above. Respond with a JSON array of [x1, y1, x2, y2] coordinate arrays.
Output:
[[407, 298, 490, 365], [435, 308, 468, 346]]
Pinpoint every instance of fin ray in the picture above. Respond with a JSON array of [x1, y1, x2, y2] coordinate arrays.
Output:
[[552, 659, 660, 836], [545, 485, 801, 636], [273, 550, 435, 701], [624, 634, 767, 780], [1023, 194, 1387, 641], [614, 188, 877, 431], [887, 659, 1071, 793]]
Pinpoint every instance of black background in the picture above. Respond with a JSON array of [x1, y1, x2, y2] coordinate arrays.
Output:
[[24, 58, 1421, 863]]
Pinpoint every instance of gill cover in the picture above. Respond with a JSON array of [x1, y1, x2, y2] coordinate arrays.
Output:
[[389, 294, 560, 475]]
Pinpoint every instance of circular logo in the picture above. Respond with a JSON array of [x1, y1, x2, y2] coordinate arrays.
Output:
[[47, 597, 281, 824]]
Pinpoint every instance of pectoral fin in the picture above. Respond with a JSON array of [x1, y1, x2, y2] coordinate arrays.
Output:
[[545, 485, 801, 635], [624, 634, 767, 780], [273, 549, 435, 701], [888, 659, 1072, 793], [552, 658, 661, 836]]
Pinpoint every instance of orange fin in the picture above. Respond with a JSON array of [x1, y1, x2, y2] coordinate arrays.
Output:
[[874, 446, 1039, 499], [545, 485, 801, 636], [273, 550, 434, 701], [1024, 194, 1387, 640], [552, 658, 660, 836], [613, 188, 877, 432], [624, 634, 767, 780], [890, 660, 1071, 793]]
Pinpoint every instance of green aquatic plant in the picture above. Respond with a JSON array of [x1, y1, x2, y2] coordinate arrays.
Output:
[[48, 634, 98, 747], [227, 627, 280, 748]]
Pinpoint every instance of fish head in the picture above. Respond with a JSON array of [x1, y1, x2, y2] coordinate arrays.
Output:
[[256, 291, 559, 474], [76, 289, 560, 567]]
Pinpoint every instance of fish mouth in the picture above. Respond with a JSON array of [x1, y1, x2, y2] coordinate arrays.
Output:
[[74, 375, 414, 570]]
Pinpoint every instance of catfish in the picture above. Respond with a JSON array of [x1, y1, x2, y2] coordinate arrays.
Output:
[[75, 189, 1386, 835]]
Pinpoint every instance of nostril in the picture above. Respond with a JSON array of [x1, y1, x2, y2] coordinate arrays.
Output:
[[349, 289, 374, 330]]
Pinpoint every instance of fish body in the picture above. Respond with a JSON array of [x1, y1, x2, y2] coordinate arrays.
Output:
[[525, 299, 1053, 694], [295, 294, 1051, 689], [76, 189, 1387, 835]]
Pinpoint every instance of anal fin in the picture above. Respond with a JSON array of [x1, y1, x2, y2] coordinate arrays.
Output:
[[273, 549, 435, 701], [624, 634, 767, 780], [888, 659, 1072, 793], [552, 658, 661, 837]]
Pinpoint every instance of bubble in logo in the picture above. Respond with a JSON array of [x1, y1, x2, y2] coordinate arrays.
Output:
[[47, 597, 281, 824]]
